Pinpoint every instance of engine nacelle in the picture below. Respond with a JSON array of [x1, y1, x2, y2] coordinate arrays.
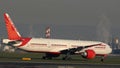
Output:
[[81, 49, 96, 59]]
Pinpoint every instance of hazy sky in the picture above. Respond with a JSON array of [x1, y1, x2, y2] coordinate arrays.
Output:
[[0, 0, 120, 41], [0, 0, 120, 26]]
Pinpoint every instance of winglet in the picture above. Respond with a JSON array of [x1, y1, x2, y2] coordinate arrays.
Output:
[[4, 13, 21, 40]]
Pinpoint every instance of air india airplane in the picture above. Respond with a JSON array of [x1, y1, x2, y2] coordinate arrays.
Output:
[[2, 13, 112, 61]]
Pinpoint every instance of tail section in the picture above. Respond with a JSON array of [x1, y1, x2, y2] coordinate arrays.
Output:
[[4, 13, 21, 40]]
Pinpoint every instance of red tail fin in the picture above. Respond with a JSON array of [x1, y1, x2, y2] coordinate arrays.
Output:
[[4, 13, 21, 40]]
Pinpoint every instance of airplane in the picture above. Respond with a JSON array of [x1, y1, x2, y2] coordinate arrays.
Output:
[[2, 13, 112, 61]]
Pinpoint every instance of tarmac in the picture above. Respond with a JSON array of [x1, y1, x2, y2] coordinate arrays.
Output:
[[0, 61, 120, 68]]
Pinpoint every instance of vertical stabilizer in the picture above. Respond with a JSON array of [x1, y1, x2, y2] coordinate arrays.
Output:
[[4, 13, 21, 40]]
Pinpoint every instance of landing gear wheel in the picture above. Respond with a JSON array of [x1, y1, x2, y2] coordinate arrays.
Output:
[[42, 56, 52, 60], [42, 56, 47, 59], [101, 55, 107, 62], [101, 58, 104, 62]]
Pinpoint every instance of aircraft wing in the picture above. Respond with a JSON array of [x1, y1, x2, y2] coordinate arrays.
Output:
[[60, 44, 101, 54]]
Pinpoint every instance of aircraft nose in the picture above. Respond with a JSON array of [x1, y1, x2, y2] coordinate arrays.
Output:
[[109, 46, 112, 54], [102, 43, 112, 54], [107, 44, 112, 54]]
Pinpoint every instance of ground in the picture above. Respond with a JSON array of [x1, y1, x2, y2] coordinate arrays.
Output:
[[0, 52, 120, 64]]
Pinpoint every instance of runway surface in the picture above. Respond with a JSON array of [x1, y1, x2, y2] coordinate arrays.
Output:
[[0, 61, 120, 68]]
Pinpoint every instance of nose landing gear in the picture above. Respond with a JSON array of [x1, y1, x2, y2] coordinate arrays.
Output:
[[101, 55, 107, 62]]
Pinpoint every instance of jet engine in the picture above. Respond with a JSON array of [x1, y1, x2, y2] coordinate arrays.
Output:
[[81, 49, 96, 59]]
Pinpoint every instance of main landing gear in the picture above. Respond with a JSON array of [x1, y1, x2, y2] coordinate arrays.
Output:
[[42, 56, 52, 59], [42, 53, 60, 60], [42, 53, 53, 59]]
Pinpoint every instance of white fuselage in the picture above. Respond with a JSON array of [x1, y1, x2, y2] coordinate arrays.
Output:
[[17, 38, 112, 55]]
